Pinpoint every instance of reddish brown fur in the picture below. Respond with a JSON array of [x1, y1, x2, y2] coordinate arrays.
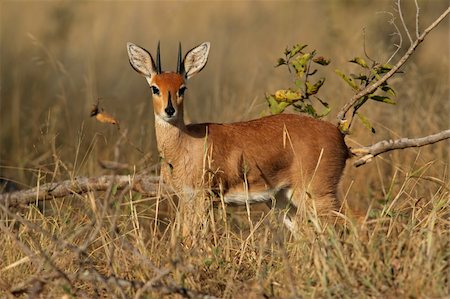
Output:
[[151, 73, 185, 115], [128, 42, 349, 228], [156, 113, 349, 215]]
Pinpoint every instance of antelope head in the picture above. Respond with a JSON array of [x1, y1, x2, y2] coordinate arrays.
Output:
[[127, 41, 210, 125]]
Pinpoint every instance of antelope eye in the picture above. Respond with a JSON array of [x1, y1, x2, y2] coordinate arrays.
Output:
[[151, 86, 160, 95], [178, 86, 187, 97]]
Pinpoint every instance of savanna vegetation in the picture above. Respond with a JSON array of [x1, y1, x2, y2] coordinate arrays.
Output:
[[0, 1, 449, 298]]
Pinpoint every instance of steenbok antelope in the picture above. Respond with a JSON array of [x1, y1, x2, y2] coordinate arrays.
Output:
[[127, 41, 349, 232]]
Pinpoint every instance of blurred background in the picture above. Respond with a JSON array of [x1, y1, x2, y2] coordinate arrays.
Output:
[[1, 0, 448, 209]]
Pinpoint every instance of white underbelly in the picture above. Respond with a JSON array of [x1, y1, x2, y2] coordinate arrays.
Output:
[[224, 190, 274, 205]]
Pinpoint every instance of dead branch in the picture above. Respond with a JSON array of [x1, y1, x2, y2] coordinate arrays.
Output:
[[0, 174, 161, 208], [99, 159, 130, 171], [336, 6, 450, 126], [9, 268, 218, 299], [9, 272, 63, 297], [77, 268, 219, 299], [351, 129, 450, 167]]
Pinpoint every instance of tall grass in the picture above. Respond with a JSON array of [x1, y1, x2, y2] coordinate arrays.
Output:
[[0, 1, 449, 297], [0, 168, 448, 297]]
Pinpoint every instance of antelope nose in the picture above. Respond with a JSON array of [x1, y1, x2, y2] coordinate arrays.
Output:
[[165, 106, 175, 117], [165, 91, 176, 117]]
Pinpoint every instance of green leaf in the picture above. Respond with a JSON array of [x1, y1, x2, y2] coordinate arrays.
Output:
[[317, 105, 331, 117], [294, 103, 318, 118], [356, 112, 376, 133], [381, 85, 396, 97], [292, 53, 312, 78], [350, 57, 369, 68], [338, 119, 350, 134], [313, 56, 330, 66], [370, 69, 382, 80], [303, 104, 318, 117], [267, 95, 290, 114], [350, 74, 368, 81], [290, 44, 308, 57], [294, 79, 303, 88], [274, 89, 303, 103], [370, 95, 396, 105], [376, 63, 394, 74], [381, 63, 394, 70], [306, 78, 325, 95], [335, 69, 359, 90]]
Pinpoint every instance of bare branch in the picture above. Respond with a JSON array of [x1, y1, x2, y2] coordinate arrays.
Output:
[[0, 174, 161, 208], [351, 129, 450, 167], [385, 12, 403, 63], [362, 27, 377, 64], [336, 6, 450, 126], [414, 0, 420, 38], [77, 269, 219, 299], [397, 0, 413, 45]]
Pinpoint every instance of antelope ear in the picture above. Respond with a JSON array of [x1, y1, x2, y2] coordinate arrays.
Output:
[[127, 42, 157, 77], [183, 42, 210, 79]]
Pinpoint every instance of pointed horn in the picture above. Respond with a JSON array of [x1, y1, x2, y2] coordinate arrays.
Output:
[[156, 41, 162, 74], [177, 42, 183, 74]]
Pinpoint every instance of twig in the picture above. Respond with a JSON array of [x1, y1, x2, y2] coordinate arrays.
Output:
[[382, 11, 403, 63], [351, 129, 450, 167], [336, 6, 450, 126], [397, 0, 413, 45], [0, 174, 161, 208], [362, 27, 376, 64], [99, 160, 130, 171], [414, 0, 420, 38]]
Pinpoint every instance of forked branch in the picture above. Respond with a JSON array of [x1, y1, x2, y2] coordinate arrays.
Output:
[[336, 6, 450, 126], [351, 129, 450, 167]]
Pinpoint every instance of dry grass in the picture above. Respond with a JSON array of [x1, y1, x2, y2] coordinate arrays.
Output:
[[0, 172, 448, 297], [0, 1, 449, 298]]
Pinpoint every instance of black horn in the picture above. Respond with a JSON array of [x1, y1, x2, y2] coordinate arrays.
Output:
[[177, 42, 183, 74], [156, 41, 162, 73]]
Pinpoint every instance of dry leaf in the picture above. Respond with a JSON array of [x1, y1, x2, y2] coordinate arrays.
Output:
[[90, 99, 120, 128], [95, 112, 119, 126]]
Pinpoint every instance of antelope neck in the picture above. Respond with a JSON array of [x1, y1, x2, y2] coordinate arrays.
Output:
[[154, 116, 188, 161]]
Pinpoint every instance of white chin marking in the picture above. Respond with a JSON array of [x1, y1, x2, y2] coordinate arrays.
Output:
[[155, 114, 174, 127]]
